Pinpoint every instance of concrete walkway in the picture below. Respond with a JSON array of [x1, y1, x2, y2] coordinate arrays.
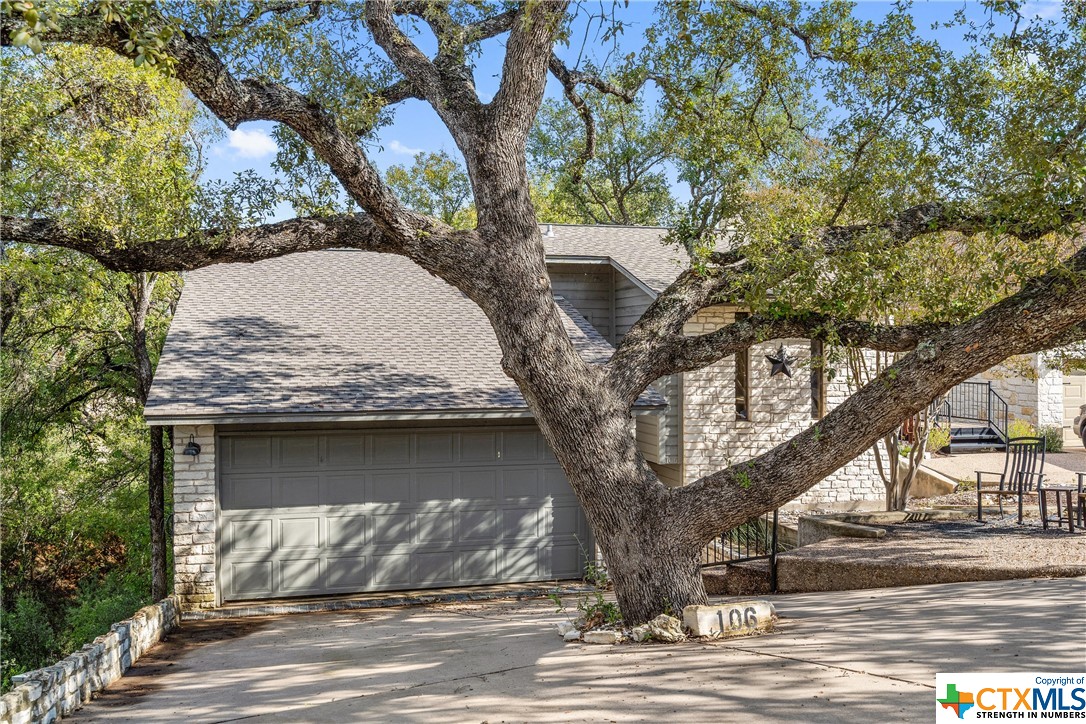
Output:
[[74, 578, 1085, 723]]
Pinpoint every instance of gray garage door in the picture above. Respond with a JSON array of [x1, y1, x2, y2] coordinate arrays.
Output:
[[218, 427, 590, 601]]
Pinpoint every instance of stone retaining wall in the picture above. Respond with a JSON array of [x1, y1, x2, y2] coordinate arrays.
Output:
[[0, 596, 181, 724]]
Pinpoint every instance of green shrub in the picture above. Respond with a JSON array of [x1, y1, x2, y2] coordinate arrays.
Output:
[[1, 593, 58, 692], [1007, 419, 1037, 440], [1038, 425, 1064, 453], [62, 569, 149, 653], [927, 424, 951, 453]]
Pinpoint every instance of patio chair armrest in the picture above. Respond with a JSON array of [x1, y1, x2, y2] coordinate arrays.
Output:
[[975, 471, 1004, 489]]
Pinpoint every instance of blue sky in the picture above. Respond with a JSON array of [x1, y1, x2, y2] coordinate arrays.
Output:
[[201, 0, 1066, 221]]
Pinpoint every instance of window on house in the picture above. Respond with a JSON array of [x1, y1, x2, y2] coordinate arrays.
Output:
[[735, 312, 751, 421], [811, 339, 826, 419]]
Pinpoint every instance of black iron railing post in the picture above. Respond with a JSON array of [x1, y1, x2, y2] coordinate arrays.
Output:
[[769, 508, 779, 593]]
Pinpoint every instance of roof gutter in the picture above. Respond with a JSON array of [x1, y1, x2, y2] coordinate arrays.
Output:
[[145, 403, 666, 427]]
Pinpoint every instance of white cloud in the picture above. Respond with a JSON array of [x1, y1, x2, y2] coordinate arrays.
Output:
[[388, 139, 423, 155], [1021, 1, 1063, 21], [227, 128, 278, 159]]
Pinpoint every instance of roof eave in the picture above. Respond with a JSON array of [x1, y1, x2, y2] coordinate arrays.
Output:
[[144, 403, 666, 427]]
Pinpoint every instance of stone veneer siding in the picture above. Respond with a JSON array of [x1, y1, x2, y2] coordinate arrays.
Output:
[[173, 424, 217, 609], [0, 597, 180, 724], [681, 306, 883, 508], [967, 353, 1063, 429]]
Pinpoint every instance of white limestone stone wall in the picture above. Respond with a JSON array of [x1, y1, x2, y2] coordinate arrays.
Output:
[[173, 424, 217, 609], [1036, 359, 1064, 428], [0, 597, 180, 724], [681, 306, 882, 508], [968, 353, 1063, 429]]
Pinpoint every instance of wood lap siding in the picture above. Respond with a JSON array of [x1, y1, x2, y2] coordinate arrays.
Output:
[[614, 271, 681, 465], [549, 264, 614, 343], [614, 274, 648, 345], [547, 263, 680, 466]]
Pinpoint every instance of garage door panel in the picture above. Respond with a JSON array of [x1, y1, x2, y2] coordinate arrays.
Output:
[[277, 475, 320, 508], [225, 519, 273, 553], [218, 428, 589, 602], [279, 558, 322, 592], [370, 472, 410, 503], [546, 504, 586, 537], [502, 508, 540, 540], [325, 556, 367, 590], [503, 547, 540, 579], [416, 471, 454, 501], [280, 517, 320, 550], [372, 434, 411, 465], [416, 433, 455, 463], [326, 435, 365, 467], [460, 470, 497, 499], [327, 515, 366, 549], [372, 553, 412, 587], [542, 468, 576, 499], [416, 512, 454, 544], [415, 551, 457, 585], [460, 509, 499, 542], [222, 475, 273, 510], [460, 549, 499, 581], [461, 432, 497, 462], [502, 469, 538, 498], [502, 430, 540, 461], [230, 561, 273, 598], [279, 436, 319, 467], [323, 474, 365, 506], [372, 512, 413, 544], [227, 437, 272, 470], [548, 544, 583, 578]]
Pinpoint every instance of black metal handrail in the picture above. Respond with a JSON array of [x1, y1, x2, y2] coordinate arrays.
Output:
[[701, 509, 782, 592], [988, 387, 1009, 442], [931, 381, 1009, 443]]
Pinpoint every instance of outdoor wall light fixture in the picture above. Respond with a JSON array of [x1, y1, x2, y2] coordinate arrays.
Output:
[[183, 434, 202, 457]]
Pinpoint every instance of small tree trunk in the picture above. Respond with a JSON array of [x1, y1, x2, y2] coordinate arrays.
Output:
[[149, 424, 167, 601]]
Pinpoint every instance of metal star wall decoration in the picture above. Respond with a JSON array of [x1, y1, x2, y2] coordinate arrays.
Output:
[[765, 344, 796, 378]]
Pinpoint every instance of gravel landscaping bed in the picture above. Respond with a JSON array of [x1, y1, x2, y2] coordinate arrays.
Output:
[[775, 515, 1086, 593]]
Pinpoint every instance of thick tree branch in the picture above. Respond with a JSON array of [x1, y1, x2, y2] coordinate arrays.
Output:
[[670, 245, 1086, 545], [489, 2, 570, 137], [366, 0, 460, 114], [611, 201, 1084, 402], [0, 214, 409, 272], [0, 9, 428, 246], [612, 313, 946, 402]]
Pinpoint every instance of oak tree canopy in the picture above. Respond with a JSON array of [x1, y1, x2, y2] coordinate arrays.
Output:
[[2, 0, 1084, 623]]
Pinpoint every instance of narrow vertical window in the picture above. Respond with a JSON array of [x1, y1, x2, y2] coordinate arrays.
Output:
[[811, 339, 826, 419], [735, 312, 750, 420]]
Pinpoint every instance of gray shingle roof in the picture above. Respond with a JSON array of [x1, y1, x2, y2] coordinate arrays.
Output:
[[145, 245, 665, 423], [541, 224, 687, 294]]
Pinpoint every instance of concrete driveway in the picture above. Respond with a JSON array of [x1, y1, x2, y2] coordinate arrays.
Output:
[[75, 578, 1086, 723]]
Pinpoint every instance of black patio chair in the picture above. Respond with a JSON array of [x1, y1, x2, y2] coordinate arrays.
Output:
[[975, 436, 1046, 524]]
